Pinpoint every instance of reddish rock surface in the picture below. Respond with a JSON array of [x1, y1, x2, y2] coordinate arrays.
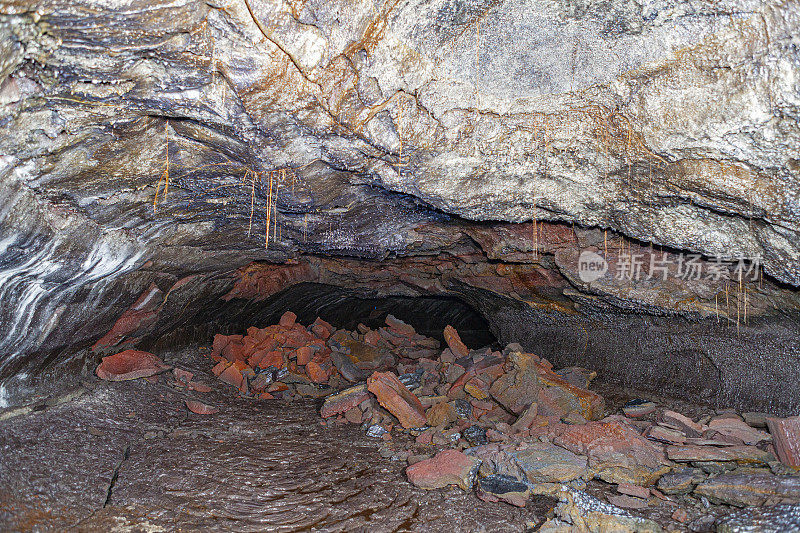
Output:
[[662, 410, 704, 437], [406, 449, 479, 490], [218, 364, 244, 389], [91, 283, 163, 352], [386, 315, 416, 337], [295, 346, 314, 366], [174, 368, 193, 383], [185, 400, 219, 415], [96, 350, 171, 381], [665, 444, 775, 464], [554, 419, 670, 485], [279, 311, 298, 328], [443, 325, 469, 358], [367, 372, 427, 428], [767, 416, 800, 467], [305, 361, 329, 383]]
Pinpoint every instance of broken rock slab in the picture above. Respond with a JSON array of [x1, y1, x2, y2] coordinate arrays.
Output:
[[476, 474, 531, 507], [405, 449, 480, 491], [706, 417, 771, 445], [96, 350, 171, 381], [185, 400, 219, 415], [538, 487, 663, 533], [442, 325, 470, 359], [666, 444, 776, 465], [767, 416, 800, 467], [320, 384, 370, 419], [694, 472, 800, 507], [554, 419, 671, 486], [367, 371, 427, 429], [489, 352, 541, 414], [470, 441, 589, 487]]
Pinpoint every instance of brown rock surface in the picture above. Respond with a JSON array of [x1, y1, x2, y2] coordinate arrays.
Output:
[[489, 352, 541, 414], [96, 350, 171, 381], [694, 472, 800, 507], [367, 372, 427, 428], [442, 325, 469, 359], [185, 400, 219, 415], [406, 449, 480, 491], [320, 385, 370, 418], [554, 419, 671, 485], [767, 416, 800, 467], [666, 444, 775, 464]]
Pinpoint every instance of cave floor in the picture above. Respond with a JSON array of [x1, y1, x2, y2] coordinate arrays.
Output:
[[0, 347, 545, 532]]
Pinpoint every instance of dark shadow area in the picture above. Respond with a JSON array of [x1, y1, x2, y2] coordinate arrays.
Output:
[[149, 282, 498, 352]]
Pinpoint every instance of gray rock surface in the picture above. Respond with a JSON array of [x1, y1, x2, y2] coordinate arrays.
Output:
[[0, 0, 799, 409]]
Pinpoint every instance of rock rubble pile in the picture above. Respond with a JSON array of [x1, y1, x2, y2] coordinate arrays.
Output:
[[95, 312, 800, 530]]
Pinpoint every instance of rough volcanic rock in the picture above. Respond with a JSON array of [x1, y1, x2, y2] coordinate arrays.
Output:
[[694, 473, 800, 507], [767, 416, 800, 467], [95, 350, 170, 381], [406, 449, 480, 491], [489, 352, 541, 415], [367, 371, 426, 429], [443, 325, 470, 359], [539, 488, 663, 532], [666, 444, 775, 464], [554, 419, 671, 486], [1, 0, 800, 420], [320, 384, 370, 419]]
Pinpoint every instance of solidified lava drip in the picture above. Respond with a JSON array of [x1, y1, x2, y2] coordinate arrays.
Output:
[[2, 1, 800, 531]]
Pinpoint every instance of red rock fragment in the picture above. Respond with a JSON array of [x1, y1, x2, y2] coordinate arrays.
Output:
[[258, 351, 285, 370], [766, 416, 800, 467], [311, 317, 333, 339], [662, 410, 703, 437], [443, 325, 469, 358], [406, 449, 480, 490], [188, 382, 212, 393], [212, 360, 230, 377], [96, 350, 171, 381], [367, 371, 427, 429], [295, 346, 315, 366], [617, 483, 650, 499], [268, 382, 289, 393], [386, 314, 416, 337], [218, 365, 244, 389], [279, 311, 297, 328], [92, 283, 163, 351], [672, 508, 688, 523], [185, 400, 219, 415], [364, 330, 381, 346], [306, 361, 330, 383]]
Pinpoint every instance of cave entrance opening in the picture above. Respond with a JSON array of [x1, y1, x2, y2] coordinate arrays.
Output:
[[155, 282, 498, 353]]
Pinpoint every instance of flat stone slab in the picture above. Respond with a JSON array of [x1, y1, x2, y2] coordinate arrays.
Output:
[[666, 445, 775, 464], [694, 472, 800, 507]]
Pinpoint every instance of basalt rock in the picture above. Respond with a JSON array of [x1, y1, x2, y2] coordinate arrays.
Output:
[[1, 0, 800, 424]]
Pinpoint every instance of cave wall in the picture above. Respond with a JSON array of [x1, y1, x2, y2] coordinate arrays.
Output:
[[0, 0, 799, 409]]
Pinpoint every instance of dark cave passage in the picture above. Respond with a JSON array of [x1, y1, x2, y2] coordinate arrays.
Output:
[[155, 282, 498, 352]]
